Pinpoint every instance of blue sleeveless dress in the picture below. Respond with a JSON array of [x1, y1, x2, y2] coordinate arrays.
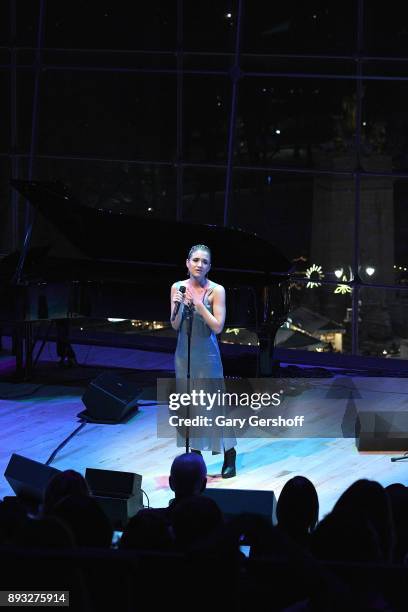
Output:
[[174, 280, 236, 453]]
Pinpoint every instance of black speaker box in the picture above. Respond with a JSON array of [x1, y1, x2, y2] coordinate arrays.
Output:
[[4, 454, 60, 502], [85, 467, 143, 530], [79, 373, 141, 423], [203, 488, 276, 523], [356, 411, 408, 451]]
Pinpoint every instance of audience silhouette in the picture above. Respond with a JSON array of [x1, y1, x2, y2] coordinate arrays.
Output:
[[1, 461, 407, 611]]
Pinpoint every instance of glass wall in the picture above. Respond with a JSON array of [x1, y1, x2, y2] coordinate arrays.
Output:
[[1, 0, 408, 361]]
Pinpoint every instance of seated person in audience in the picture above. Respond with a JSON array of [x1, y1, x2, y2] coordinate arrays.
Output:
[[171, 495, 223, 552], [0, 497, 27, 544], [331, 479, 394, 563], [51, 494, 113, 548], [140, 452, 208, 526], [386, 483, 408, 564], [11, 515, 75, 549], [311, 511, 393, 611], [120, 510, 174, 552], [276, 476, 319, 548], [311, 511, 383, 563], [41, 469, 90, 516]]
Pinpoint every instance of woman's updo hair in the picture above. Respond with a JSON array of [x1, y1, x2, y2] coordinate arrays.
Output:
[[188, 244, 211, 261]]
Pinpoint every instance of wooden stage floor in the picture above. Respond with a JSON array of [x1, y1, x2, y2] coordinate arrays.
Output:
[[0, 341, 407, 519]]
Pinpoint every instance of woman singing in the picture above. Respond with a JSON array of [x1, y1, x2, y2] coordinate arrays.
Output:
[[170, 244, 236, 478]]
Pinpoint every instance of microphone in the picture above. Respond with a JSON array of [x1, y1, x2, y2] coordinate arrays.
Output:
[[171, 285, 186, 321]]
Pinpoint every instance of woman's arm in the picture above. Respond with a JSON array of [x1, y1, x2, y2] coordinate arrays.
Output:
[[191, 285, 226, 334], [170, 283, 184, 331]]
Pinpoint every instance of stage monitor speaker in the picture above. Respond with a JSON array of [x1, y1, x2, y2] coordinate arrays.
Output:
[[203, 488, 276, 524], [356, 411, 408, 451], [79, 372, 141, 424], [85, 467, 143, 530], [4, 454, 60, 502]]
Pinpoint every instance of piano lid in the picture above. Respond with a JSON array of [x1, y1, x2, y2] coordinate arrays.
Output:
[[11, 179, 294, 277]]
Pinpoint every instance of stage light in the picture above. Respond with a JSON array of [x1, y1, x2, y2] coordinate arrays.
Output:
[[335, 284, 352, 295], [334, 268, 343, 279], [365, 267, 375, 276], [305, 264, 324, 288]]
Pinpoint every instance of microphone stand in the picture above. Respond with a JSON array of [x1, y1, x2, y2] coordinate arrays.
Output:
[[390, 452, 408, 462], [185, 304, 193, 453]]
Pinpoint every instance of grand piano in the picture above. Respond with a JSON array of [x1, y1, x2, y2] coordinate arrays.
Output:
[[1, 180, 293, 378]]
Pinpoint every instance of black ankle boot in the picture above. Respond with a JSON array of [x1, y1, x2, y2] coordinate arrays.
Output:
[[221, 447, 236, 478]]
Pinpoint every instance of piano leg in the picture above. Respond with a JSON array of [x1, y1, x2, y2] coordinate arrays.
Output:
[[13, 324, 23, 377], [13, 321, 34, 381], [55, 319, 77, 366], [12, 320, 77, 378], [256, 282, 290, 376], [257, 326, 279, 377], [25, 321, 34, 376]]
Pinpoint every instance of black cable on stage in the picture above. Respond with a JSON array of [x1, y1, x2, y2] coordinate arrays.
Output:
[[0, 384, 45, 400], [45, 421, 87, 466], [141, 489, 150, 508], [391, 452, 408, 463]]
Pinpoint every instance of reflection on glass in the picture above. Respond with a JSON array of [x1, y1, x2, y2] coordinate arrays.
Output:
[[183, 76, 231, 163], [182, 168, 226, 225], [362, 80, 408, 172], [283, 283, 352, 354], [232, 170, 355, 277], [242, 2, 356, 54], [236, 76, 356, 170], [359, 287, 408, 359], [33, 159, 177, 220], [184, 0, 237, 52], [38, 71, 176, 160]]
